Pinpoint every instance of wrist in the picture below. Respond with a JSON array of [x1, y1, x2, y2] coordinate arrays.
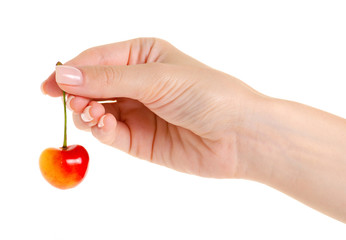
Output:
[[235, 95, 346, 222], [234, 95, 277, 181], [234, 96, 302, 183], [235, 96, 310, 182]]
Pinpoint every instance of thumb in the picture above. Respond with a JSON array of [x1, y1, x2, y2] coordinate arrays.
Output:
[[55, 63, 169, 100]]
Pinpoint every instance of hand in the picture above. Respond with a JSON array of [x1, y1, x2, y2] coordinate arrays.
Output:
[[42, 38, 346, 222], [41, 38, 262, 178]]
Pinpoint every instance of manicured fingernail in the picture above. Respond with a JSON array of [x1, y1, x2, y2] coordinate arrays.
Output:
[[81, 106, 93, 122], [55, 65, 83, 85], [98, 115, 106, 128], [66, 95, 75, 111]]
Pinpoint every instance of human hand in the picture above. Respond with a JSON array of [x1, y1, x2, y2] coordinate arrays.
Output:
[[41, 38, 262, 178], [41, 38, 346, 222]]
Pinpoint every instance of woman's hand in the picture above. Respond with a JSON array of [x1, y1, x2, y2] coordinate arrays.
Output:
[[41, 38, 262, 178], [42, 38, 346, 222]]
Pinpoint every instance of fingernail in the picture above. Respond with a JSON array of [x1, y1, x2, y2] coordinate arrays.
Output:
[[81, 106, 93, 122], [98, 115, 106, 128], [56, 65, 83, 85], [66, 95, 75, 111]]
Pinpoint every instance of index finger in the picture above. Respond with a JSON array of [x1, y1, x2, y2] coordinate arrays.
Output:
[[41, 38, 168, 97]]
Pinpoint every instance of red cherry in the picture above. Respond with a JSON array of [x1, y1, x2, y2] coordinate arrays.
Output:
[[40, 62, 90, 189], [39, 145, 89, 189]]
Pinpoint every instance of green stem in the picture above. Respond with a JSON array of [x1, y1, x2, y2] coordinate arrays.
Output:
[[56, 61, 67, 149], [62, 90, 67, 149]]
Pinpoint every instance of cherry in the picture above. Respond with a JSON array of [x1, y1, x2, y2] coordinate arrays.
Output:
[[39, 62, 89, 189], [40, 145, 89, 189]]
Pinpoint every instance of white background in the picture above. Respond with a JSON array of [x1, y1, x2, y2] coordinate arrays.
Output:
[[0, 0, 345, 239]]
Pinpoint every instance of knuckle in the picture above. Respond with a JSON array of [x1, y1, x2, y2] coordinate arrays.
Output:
[[91, 128, 113, 145], [102, 66, 120, 88], [136, 38, 173, 61], [72, 114, 90, 131], [150, 38, 173, 51], [136, 37, 159, 46], [140, 62, 175, 102], [79, 47, 102, 60], [143, 37, 168, 47]]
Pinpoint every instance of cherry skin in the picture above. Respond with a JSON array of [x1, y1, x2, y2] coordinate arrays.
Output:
[[39, 145, 89, 189]]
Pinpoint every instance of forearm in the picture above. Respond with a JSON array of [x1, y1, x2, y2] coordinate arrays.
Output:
[[238, 97, 346, 223]]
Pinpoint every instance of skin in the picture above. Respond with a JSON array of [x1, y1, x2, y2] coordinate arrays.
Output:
[[41, 38, 346, 223]]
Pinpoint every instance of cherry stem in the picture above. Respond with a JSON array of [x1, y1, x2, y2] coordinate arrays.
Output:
[[56, 61, 67, 149], [62, 90, 67, 149]]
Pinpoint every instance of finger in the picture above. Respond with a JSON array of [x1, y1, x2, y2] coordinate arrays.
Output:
[[41, 72, 63, 97], [67, 94, 121, 117], [102, 101, 121, 120], [72, 112, 90, 132], [54, 63, 175, 101], [66, 94, 90, 113], [42, 38, 168, 97], [91, 113, 131, 153], [73, 101, 105, 130], [68, 38, 165, 66]]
